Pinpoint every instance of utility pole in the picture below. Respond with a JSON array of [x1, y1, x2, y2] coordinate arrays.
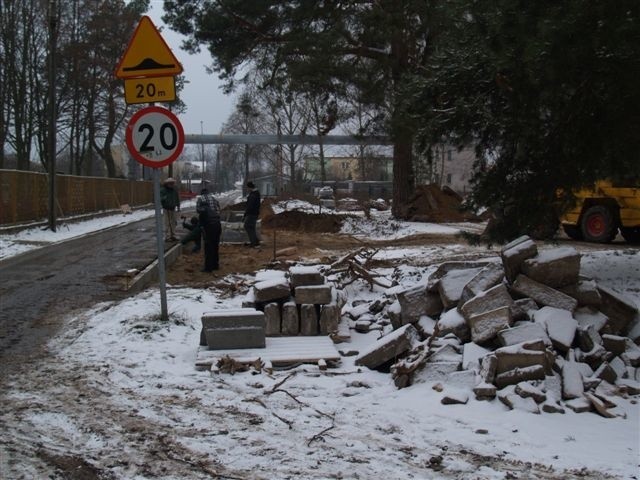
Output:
[[47, 0, 58, 231], [200, 121, 205, 188]]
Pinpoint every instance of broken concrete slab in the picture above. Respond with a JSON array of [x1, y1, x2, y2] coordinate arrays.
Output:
[[622, 339, 640, 367], [511, 275, 578, 312], [497, 322, 551, 348], [395, 284, 428, 325], [616, 378, 640, 395], [253, 278, 291, 303], [441, 389, 470, 405], [460, 263, 505, 305], [561, 279, 602, 307], [602, 334, 627, 356], [355, 324, 420, 370], [427, 261, 490, 292], [542, 398, 566, 414], [413, 361, 461, 384], [473, 382, 497, 400], [533, 306, 578, 352], [494, 340, 548, 375], [610, 356, 628, 379], [463, 342, 491, 370], [515, 381, 547, 403], [289, 265, 325, 288], [295, 285, 333, 305], [479, 354, 498, 384], [498, 390, 540, 413], [577, 325, 603, 352], [495, 365, 546, 388], [511, 298, 539, 322], [460, 283, 514, 321], [429, 344, 463, 364], [561, 362, 584, 400], [437, 308, 470, 343], [446, 370, 477, 389], [593, 362, 617, 384], [468, 306, 512, 344], [574, 307, 609, 333], [521, 247, 581, 289], [584, 392, 616, 418], [597, 285, 639, 335], [500, 236, 538, 283], [565, 396, 591, 413], [438, 267, 484, 309]]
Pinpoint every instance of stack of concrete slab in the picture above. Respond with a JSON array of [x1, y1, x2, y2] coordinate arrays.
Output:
[[351, 236, 640, 417], [200, 309, 266, 350], [242, 266, 345, 337]]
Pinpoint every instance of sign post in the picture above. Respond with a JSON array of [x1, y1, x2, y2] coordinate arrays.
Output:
[[116, 16, 184, 322]]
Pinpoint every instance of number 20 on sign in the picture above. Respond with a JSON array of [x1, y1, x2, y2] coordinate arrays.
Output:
[[126, 106, 184, 168]]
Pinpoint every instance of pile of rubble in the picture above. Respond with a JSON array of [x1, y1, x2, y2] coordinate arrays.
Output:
[[397, 184, 480, 223], [352, 236, 640, 416]]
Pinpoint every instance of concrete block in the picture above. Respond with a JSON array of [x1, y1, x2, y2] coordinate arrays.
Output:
[[201, 309, 265, 345], [437, 308, 470, 342], [281, 301, 299, 335], [498, 322, 551, 347], [511, 274, 578, 312], [460, 283, 514, 321], [264, 302, 281, 336], [479, 354, 498, 383], [460, 263, 505, 305], [498, 386, 540, 413], [602, 334, 626, 356], [441, 389, 469, 405], [413, 362, 460, 384], [515, 382, 546, 403], [623, 339, 640, 367], [565, 396, 591, 413], [468, 305, 512, 344], [561, 279, 602, 307], [463, 342, 491, 370], [295, 285, 333, 305], [289, 265, 324, 287], [253, 278, 291, 303], [495, 365, 546, 388], [300, 304, 319, 335], [437, 267, 484, 309], [533, 306, 578, 352], [429, 344, 462, 364], [521, 247, 580, 289], [319, 303, 340, 334], [396, 284, 429, 325], [577, 325, 603, 352], [561, 361, 584, 400], [511, 298, 539, 322], [597, 285, 638, 335], [494, 340, 547, 375], [473, 382, 497, 400], [204, 326, 266, 350], [427, 261, 490, 292], [355, 324, 420, 369], [593, 362, 617, 384], [446, 369, 477, 389], [574, 307, 609, 333], [500, 236, 538, 284]]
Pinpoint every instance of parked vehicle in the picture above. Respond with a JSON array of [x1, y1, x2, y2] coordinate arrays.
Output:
[[560, 180, 640, 243]]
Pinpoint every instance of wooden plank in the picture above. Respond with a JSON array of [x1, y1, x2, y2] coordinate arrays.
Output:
[[195, 336, 341, 368]]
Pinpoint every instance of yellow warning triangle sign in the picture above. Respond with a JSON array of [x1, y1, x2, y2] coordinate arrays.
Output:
[[115, 16, 183, 79]]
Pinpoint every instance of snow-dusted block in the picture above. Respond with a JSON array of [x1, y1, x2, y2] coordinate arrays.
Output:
[[395, 284, 442, 325], [319, 303, 340, 334], [500, 236, 538, 283], [446, 370, 477, 389], [597, 285, 639, 335], [460, 263, 505, 305], [561, 279, 601, 307], [460, 283, 514, 321], [429, 344, 462, 364], [441, 389, 469, 405], [473, 382, 497, 400], [468, 306, 512, 344], [417, 316, 437, 337], [495, 365, 546, 388], [289, 265, 324, 287], [201, 309, 266, 350], [593, 362, 617, 384], [281, 301, 299, 335], [561, 361, 584, 400], [355, 324, 420, 370], [542, 398, 566, 414], [533, 306, 578, 352], [498, 322, 551, 347], [627, 316, 640, 344], [204, 326, 266, 350], [609, 356, 627, 379], [511, 274, 578, 312], [602, 334, 626, 356], [254, 278, 291, 303], [437, 308, 470, 342], [463, 342, 491, 370], [295, 285, 333, 305], [300, 304, 318, 335], [577, 324, 603, 352], [622, 339, 640, 367], [427, 261, 490, 292], [574, 307, 609, 332], [264, 303, 281, 336], [479, 354, 498, 383], [585, 392, 616, 418], [494, 340, 547, 375], [413, 362, 460, 384], [521, 247, 581, 289], [438, 267, 484, 309], [565, 396, 591, 413], [515, 381, 546, 403], [498, 386, 540, 413], [511, 298, 539, 322]]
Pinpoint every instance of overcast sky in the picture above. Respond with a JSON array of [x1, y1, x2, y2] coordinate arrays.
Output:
[[146, 1, 236, 135]]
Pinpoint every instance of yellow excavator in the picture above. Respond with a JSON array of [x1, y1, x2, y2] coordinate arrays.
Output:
[[560, 180, 640, 243]]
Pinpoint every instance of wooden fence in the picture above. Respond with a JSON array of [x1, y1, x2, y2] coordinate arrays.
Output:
[[0, 170, 153, 225]]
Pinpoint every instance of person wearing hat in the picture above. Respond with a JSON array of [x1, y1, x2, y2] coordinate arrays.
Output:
[[160, 177, 180, 241], [243, 181, 261, 247]]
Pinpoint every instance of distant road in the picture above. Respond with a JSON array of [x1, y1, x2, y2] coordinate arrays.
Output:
[[0, 217, 161, 382]]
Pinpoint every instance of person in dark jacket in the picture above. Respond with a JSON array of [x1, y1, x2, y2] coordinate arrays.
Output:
[[243, 181, 261, 247], [196, 188, 221, 272], [180, 216, 202, 253], [160, 177, 180, 241]]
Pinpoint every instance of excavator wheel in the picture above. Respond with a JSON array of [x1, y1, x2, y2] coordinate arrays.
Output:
[[580, 205, 618, 243]]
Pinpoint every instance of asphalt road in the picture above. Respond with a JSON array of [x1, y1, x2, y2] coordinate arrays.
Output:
[[0, 217, 163, 382]]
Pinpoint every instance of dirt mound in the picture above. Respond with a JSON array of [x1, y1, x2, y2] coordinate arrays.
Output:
[[399, 184, 480, 223], [261, 211, 347, 233]]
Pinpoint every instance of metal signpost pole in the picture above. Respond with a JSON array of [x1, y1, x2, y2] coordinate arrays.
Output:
[[152, 167, 169, 321]]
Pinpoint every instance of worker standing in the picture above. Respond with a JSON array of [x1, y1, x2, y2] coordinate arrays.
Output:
[[243, 181, 261, 247], [160, 177, 180, 241]]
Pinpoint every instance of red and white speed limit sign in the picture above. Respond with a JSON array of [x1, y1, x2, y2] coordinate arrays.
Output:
[[126, 106, 184, 168]]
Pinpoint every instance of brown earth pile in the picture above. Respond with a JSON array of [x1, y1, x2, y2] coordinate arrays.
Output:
[[399, 184, 480, 223], [261, 210, 347, 233]]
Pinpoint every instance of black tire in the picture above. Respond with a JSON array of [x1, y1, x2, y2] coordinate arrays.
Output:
[[620, 227, 640, 244], [580, 205, 618, 243], [562, 224, 583, 240]]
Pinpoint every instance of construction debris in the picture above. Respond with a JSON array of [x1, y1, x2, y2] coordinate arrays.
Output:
[[346, 236, 639, 418]]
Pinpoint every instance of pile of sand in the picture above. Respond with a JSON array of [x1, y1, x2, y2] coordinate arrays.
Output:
[[397, 184, 480, 223]]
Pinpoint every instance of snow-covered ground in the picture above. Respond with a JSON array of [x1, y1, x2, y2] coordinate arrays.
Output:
[[1, 199, 639, 479]]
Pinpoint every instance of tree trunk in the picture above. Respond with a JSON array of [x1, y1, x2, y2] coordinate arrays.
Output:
[[391, 126, 413, 218]]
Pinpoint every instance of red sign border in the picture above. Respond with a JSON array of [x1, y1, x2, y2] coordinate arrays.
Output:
[[126, 106, 185, 169]]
